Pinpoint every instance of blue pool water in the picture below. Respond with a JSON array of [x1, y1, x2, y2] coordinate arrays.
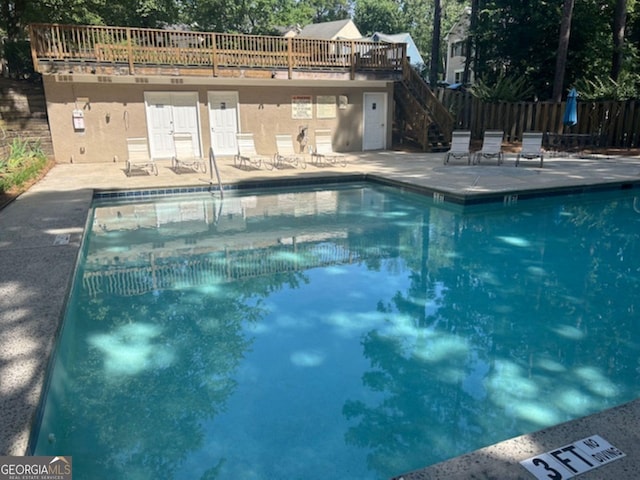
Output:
[[32, 183, 640, 479]]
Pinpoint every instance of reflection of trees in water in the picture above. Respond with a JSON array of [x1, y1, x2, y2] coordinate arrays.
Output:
[[44, 269, 306, 479], [344, 194, 640, 478], [343, 329, 485, 478]]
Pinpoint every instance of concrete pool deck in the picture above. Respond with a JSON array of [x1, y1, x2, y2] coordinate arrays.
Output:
[[1, 149, 640, 478]]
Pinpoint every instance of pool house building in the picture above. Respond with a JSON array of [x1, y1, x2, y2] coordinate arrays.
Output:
[[28, 23, 453, 166]]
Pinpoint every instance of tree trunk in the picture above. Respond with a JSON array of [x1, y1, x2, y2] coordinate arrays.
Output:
[[552, 0, 575, 102], [611, 0, 627, 81], [429, 0, 441, 87], [463, 0, 479, 84]]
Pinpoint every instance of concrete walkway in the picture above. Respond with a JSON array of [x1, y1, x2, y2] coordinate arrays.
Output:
[[1, 150, 640, 479]]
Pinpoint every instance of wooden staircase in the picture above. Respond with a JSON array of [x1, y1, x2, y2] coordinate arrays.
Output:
[[0, 78, 53, 159], [394, 63, 453, 152]]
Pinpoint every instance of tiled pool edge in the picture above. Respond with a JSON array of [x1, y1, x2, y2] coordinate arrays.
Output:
[[92, 174, 640, 208], [92, 174, 367, 201], [367, 174, 640, 206]]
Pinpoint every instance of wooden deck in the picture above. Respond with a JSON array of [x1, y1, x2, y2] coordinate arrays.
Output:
[[29, 23, 407, 79]]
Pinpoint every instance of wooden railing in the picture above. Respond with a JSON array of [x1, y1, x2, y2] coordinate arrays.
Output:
[[28, 23, 406, 78]]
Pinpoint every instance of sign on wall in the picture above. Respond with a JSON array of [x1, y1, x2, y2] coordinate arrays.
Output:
[[292, 96, 312, 119], [316, 95, 336, 118]]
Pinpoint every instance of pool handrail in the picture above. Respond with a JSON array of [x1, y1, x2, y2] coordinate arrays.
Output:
[[208, 146, 224, 199]]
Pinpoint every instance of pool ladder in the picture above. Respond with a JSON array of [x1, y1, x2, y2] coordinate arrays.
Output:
[[208, 146, 224, 199]]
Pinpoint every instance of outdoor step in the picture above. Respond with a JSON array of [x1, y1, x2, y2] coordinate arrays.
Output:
[[0, 118, 50, 130], [0, 111, 48, 121], [0, 97, 47, 112], [1, 130, 54, 156]]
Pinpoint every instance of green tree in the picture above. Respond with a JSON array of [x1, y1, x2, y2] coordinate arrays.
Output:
[[474, 1, 560, 98], [1, 0, 28, 40], [0, 0, 181, 32], [301, 0, 351, 23], [353, 0, 404, 36], [474, 0, 639, 100], [354, 0, 465, 81]]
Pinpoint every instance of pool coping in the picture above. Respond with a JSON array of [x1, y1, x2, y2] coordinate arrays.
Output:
[[92, 172, 640, 206], [2, 152, 640, 479], [393, 398, 640, 479]]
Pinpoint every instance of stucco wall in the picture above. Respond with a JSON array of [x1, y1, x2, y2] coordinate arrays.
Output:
[[42, 76, 392, 164]]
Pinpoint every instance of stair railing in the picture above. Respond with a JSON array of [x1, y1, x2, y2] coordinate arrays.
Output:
[[402, 62, 454, 141]]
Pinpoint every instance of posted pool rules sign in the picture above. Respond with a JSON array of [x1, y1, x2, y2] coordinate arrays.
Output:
[[520, 435, 625, 479]]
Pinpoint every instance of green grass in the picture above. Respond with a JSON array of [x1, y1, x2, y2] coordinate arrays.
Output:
[[0, 137, 48, 194]]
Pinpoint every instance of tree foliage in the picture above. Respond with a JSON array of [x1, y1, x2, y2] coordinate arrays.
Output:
[[353, 0, 405, 36], [575, 70, 640, 100], [473, 0, 640, 100], [353, 0, 467, 79], [2, 0, 640, 100], [474, 1, 561, 98]]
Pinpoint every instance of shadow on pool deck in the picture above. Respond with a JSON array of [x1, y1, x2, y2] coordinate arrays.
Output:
[[1, 150, 640, 479]]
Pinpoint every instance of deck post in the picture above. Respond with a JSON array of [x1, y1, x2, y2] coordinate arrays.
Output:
[[287, 37, 293, 80], [28, 25, 40, 73], [211, 32, 218, 77], [126, 27, 134, 75], [350, 41, 355, 80]]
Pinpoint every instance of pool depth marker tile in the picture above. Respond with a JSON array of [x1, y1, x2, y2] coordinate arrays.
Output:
[[520, 434, 625, 479]]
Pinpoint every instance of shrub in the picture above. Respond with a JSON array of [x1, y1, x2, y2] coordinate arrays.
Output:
[[470, 73, 535, 102], [0, 137, 48, 193], [574, 72, 640, 101]]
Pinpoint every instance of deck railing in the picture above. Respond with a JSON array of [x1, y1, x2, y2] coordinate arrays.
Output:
[[81, 239, 390, 297], [28, 23, 407, 78]]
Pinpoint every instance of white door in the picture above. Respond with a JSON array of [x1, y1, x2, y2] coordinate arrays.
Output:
[[208, 91, 239, 156], [145, 92, 200, 158], [363, 92, 387, 150]]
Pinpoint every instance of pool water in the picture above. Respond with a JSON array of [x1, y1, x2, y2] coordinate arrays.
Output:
[[32, 183, 640, 479]]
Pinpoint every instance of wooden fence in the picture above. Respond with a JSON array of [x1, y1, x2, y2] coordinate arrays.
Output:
[[436, 88, 640, 149]]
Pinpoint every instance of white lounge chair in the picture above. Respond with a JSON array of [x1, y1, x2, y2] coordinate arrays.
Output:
[[272, 134, 306, 170], [444, 130, 472, 165], [474, 131, 504, 165], [172, 133, 206, 173], [234, 133, 268, 169], [516, 132, 544, 167], [311, 129, 347, 167], [125, 137, 157, 176]]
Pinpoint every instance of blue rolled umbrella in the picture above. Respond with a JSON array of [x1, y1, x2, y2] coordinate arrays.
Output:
[[563, 88, 578, 127]]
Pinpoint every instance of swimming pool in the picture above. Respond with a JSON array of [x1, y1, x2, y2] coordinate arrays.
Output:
[[31, 182, 640, 479]]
